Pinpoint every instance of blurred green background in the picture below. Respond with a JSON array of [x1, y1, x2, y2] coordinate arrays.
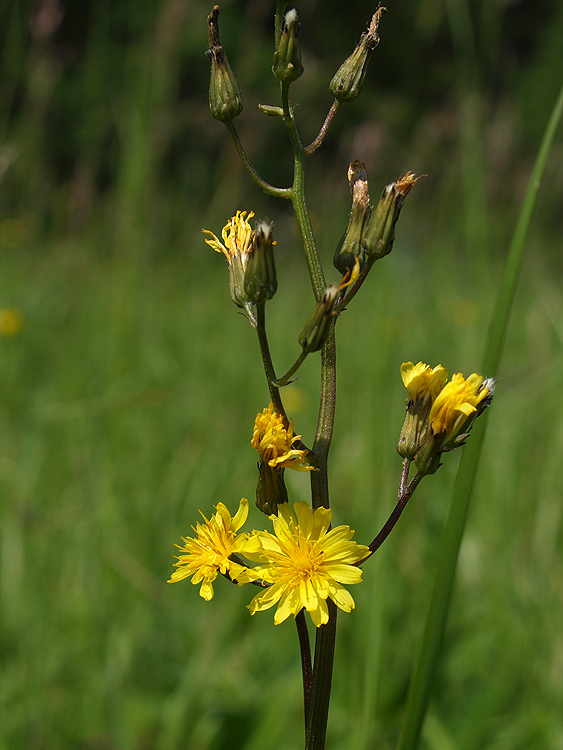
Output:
[[1, 0, 562, 748]]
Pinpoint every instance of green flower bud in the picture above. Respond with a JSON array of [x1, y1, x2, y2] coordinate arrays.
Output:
[[273, 9, 303, 84], [256, 462, 289, 516], [363, 172, 418, 262], [329, 7, 386, 103], [299, 284, 341, 353], [334, 161, 371, 275], [244, 219, 277, 303], [207, 6, 243, 122]]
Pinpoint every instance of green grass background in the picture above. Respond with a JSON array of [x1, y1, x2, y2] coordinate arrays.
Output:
[[1, 0, 562, 748]]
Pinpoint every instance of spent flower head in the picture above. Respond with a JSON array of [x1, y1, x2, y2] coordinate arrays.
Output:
[[168, 498, 256, 600], [207, 5, 243, 122], [203, 210, 257, 325], [239, 501, 370, 626], [329, 7, 386, 103]]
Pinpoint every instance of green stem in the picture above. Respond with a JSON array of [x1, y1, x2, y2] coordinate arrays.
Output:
[[305, 601, 338, 750], [363, 465, 421, 561], [280, 84, 326, 301], [273, 350, 308, 386], [256, 301, 286, 422], [226, 121, 292, 199], [296, 610, 313, 727]]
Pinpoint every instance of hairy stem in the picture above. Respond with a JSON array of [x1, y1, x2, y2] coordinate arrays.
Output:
[[304, 100, 340, 155]]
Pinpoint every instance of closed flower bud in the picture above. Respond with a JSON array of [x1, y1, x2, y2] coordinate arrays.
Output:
[[244, 219, 277, 303], [299, 284, 341, 353], [256, 463, 289, 516], [273, 9, 303, 84], [334, 161, 371, 275], [363, 172, 418, 262], [329, 7, 385, 103], [207, 6, 243, 122]]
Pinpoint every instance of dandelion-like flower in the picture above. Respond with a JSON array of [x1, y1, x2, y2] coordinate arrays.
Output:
[[429, 372, 492, 444], [252, 403, 313, 471], [203, 210, 256, 325], [240, 501, 369, 627], [414, 371, 494, 474], [168, 498, 256, 600]]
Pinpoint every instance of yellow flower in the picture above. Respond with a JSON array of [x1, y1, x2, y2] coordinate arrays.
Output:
[[168, 498, 256, 600], [0, 307, 23, 337], [429, 372, 490, 441], [400, 361, 448, 402], [414, 371, 494, 474], [202, 210, 256, 324], [252, 403, 313, 471], [240, 501, 369, 627], [397, 361, 447, 460]]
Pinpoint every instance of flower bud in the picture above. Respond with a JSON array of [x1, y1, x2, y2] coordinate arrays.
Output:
[[363, 172, 418, 262], [273, 9, 303, 84], [334, 161, 371, 275], [329, 8, 386, 103], [256, 463, 289, 516], [207, 6, 243, 122], [299, 284, 341, 353], [244, 220, 277, 303]]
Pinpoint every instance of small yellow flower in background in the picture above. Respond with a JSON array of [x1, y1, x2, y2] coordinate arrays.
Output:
[[239, 501, 369, 627], [202, 210, 256, 325], [168, 497, 257, 600], [429, 372, 491, 443], [0, 307, 23, 337], [401, 361, 447, 402], [252, 403, 313, 471]]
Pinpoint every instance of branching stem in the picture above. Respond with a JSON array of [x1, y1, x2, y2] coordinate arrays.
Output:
[[304, 100, 340, 155]]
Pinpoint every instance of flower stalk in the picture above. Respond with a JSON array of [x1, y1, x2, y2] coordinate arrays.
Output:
[[170, 7, 499, 750]]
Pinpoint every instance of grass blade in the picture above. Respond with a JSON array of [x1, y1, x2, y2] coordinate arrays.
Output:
[[397, 78, 563, 750]]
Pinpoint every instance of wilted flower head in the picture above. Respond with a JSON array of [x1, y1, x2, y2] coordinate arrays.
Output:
[[239, 501, 370, 626], [397, 361, 448, 460], [203, 210, 256, 325]]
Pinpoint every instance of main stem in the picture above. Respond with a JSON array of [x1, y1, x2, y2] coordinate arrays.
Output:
[[281, 83, 337, 750]]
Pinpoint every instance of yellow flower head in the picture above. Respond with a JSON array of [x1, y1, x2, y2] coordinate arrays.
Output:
[[401, 361, 448, 403], [240, 501, 370, 627], [252, 403, 313, 471], [202, 211, 256, 324], [397, 361, 448, 460], [203, 209, 254, 263], [168, 498, 255, 600], [429, 372, 490, 441], [0, 307, 23, 337]]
